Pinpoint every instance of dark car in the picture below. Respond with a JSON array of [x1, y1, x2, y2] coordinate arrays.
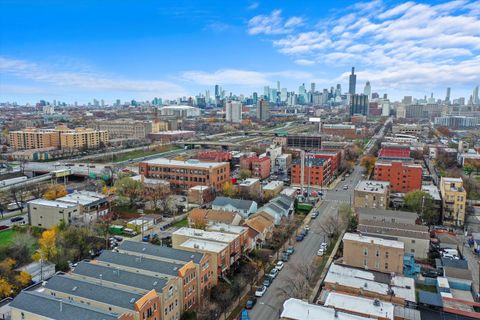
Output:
[[263, 277, 272, 287], [286, 246, 295, 255], [142, 235, 151, 242], [296, 234, 304, 241], [10, 216, 24, 223], [0, 225, 9, 231], [245, 297, 257, 309]]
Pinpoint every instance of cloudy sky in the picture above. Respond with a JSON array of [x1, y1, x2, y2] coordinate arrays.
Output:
[[1, 0, 479, 104]]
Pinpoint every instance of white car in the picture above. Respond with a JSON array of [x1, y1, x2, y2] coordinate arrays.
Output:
[[255, 286, 267, 297], [304, 225, 310, 231], [276, 261, 284, 271], [269, 268, 279, 279], [320, 242, 328, 249], [317, 248, 325, 256]]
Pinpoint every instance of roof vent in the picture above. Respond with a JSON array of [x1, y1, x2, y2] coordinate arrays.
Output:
[[373, 299, 381, 307]]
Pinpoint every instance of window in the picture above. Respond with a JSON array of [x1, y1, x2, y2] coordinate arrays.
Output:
[[363, 259, 368, 267], [385, 263, 389, 269], [376, 250, 379, 257], [364, 248, 368, 256], [411, 239, 415, 244], [385, 251, 389, 258]]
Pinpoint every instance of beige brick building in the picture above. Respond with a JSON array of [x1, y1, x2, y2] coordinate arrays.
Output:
[[342, 232, 405, 274], [354, 180, 390, 209], [440, 177, 467, 226], [60, 127, 109, 150], [9, 125, 108, 151]]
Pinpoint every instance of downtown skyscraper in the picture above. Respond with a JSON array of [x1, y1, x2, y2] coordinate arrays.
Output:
[[349, 67, 357, 95]]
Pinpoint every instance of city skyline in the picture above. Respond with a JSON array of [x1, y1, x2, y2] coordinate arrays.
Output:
[[1, 0, 480, 103]]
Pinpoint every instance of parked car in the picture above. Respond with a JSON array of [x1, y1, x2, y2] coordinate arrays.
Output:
[[282, 252, 289, 262], [286, 246, 295, 255], [343, 185, 348, 190], [246, 297, 257, 309], [269, 268, 279, 279], [317, 248, 325, 256], [113, 236, 123, 242], [276, 261, 284, 271], [320, 242, 328, 250], [255, 286, 267, 297], [311, 212, 318, 219], [262, 277, 272, 287], [296, 234, 304, 241], [10, 216, 24, 223], [304, 225, 310, 231], [142, 235, 151, 242], [0, 225, 9, 231]]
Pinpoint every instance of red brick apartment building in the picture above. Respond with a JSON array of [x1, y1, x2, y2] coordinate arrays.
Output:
[[240, 156, 271, 179], [378, 143, 411, 159], [312, 150, 343, 174], [291, 157, 332, 187], [139, 158, 230, 192], [195, 151, 232, 162], [373, 160, 422, 193], [321, 124, 369, 139]]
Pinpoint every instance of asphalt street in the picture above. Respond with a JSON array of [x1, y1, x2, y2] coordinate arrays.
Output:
[[248, 165, 365, 319]]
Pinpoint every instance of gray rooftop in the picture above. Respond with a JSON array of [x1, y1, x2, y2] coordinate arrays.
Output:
[[358, 220, 429, 240], [358, 207, 418, 222], [45, 274, 142, 310], [117, 240, 203, 264], [97, 251, 183, 277], [72, 261, 167, 292], [213, 196, 255, 210], [444, 267, 473, 281], [10, 291, 121, 320]]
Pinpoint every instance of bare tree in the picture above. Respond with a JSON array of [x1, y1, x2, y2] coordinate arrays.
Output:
[[9, 185, 27, 214], [277, 262, 316, 300]]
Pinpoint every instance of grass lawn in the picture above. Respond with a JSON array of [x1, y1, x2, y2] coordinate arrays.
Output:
[[172, 218, 188, 228], [0, 229, 16, 248], [112, 147, 179, 163]]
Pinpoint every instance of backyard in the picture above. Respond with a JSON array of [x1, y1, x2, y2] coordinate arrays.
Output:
[[0, 229, 16, 248]]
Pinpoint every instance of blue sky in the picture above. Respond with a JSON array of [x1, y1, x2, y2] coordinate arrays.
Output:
[[1, 0, 479, 104]]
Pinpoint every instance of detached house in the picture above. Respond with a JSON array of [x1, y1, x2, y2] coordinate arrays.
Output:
[[212, 196, 257, 219], [255, 194, 294, 225]]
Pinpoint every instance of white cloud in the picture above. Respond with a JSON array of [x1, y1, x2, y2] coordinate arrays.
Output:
[[295, 59, 315, 66], [250, 0, 480, 91], [181, 68, 312, 86], [248, 9, 303, 35], [0, 57, 188, 98], [247, 2, 259, 10]]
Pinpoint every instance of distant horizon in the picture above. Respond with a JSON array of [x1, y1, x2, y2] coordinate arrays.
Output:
[[1, 0, 480, 103]]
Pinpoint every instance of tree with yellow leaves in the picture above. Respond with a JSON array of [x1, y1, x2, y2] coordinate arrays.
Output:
[[360, 155, 377, 175], [43, 184, 68, 200], [0, 277, 13, 299], [32, 228, 58, 262], [222, 181, 238, 198], [15, 271, 32, 287]]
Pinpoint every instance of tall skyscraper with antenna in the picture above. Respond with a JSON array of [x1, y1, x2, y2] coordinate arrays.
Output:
[[349, 67, 357, 95]]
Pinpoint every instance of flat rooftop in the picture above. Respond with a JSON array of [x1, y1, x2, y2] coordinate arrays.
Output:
[[343, 232, 404, 249], [355, 180, 390, 194], [179, 238, 228, 253], [28, 198, 78, 209], [324, 292, 395, 320], [142, 158, 227, 168], [281, 298, 367, 320], [173, 227, 238, 243], [207, 223, 248, 235]]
